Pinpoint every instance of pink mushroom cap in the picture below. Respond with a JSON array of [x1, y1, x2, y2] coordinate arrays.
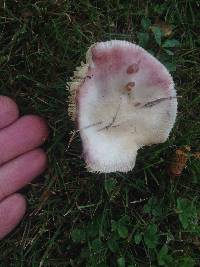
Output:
[[68, 40, 177, 173]]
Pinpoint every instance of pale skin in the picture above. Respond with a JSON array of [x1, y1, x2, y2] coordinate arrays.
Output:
[[0, 96, 49, 240]]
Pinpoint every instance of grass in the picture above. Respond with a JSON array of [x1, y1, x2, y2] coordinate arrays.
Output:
[[0, 0, 200, 266]]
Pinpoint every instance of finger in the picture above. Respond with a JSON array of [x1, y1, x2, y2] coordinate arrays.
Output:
[[0, 148, 47, 201], [0, 193, 26, 240], [0, 96, 19, 129], [0, 115, 49, 165]]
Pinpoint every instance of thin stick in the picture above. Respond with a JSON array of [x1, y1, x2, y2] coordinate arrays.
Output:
[[142, 96, 181, 108], [66, 121, 103, 151], [98, 103, 121, 131]]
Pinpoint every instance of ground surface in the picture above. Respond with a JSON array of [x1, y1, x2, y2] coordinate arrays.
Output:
[[0, 1, 200, 266]]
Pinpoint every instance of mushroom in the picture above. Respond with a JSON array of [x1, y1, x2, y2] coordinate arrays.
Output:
[[68, 40, 177, 173]]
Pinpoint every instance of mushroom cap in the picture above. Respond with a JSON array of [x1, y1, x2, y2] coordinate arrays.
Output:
[[68, 40, 177, 173]]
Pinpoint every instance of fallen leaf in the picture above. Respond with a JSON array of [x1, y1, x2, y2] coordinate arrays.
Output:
[[168, 146, 191, 177], [193, 152, 200, 160], [154, 20, 173, 37]]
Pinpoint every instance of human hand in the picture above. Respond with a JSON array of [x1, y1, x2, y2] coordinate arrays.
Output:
[[0, 96, 49, 239]]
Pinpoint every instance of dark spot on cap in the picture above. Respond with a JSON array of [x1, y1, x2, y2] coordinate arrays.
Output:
[[127, 63, 139, 74], [134, 102, 141, 107], [125, 82, 135, 91]]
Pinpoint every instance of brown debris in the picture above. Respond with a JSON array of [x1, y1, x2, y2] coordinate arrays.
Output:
[[154, 20, 173, 37], [193, 152, 200, 160], [168, 146, 191, 177]]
